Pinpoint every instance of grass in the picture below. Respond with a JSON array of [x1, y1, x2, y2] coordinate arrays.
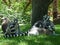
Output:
[[0, 24, 60, 45]]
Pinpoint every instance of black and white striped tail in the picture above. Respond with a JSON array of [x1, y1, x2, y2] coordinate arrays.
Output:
[[4, 31, 28, 38]]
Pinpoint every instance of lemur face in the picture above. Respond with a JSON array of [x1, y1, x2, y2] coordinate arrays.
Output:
[[35, 21, 43, 28], [14, 18, 18, 23]]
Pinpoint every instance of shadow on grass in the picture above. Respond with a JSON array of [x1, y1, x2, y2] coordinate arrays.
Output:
[[0, 35, 60, 45]]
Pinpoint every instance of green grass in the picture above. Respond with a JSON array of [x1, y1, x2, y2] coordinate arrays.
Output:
[[0, 24, 60, 45]]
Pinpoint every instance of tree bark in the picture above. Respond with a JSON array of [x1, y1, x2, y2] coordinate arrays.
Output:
[[53, 0, 58, 19], [31, 0, 53, 26]]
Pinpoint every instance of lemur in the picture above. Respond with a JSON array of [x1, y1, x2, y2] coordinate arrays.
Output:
[[1, 15, 55, 38], [27, 15, 55, 36], [1, 17, 10, 33]]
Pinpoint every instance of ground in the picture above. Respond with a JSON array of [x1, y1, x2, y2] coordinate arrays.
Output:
[[0, 24, 60, 45]]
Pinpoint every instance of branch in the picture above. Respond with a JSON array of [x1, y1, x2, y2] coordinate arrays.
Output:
[[23, 0, 31, 14], [3, 0, 7, 5]]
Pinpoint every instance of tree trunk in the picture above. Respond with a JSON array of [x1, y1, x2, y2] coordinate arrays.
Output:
[[53, 0, 58, 19], [31, 0, 53, 26]]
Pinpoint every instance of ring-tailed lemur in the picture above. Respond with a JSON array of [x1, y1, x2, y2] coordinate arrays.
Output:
[[2, 15, 55, 38], [27, 15, 55, 36]]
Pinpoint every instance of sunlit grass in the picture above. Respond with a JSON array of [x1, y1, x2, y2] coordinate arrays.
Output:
[[0, 24, 60, 45]]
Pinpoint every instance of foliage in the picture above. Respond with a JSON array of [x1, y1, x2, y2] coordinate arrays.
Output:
[[0, 0, 31, 24], [58, 0, 60, 12], [0, 0, 60, 45]]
